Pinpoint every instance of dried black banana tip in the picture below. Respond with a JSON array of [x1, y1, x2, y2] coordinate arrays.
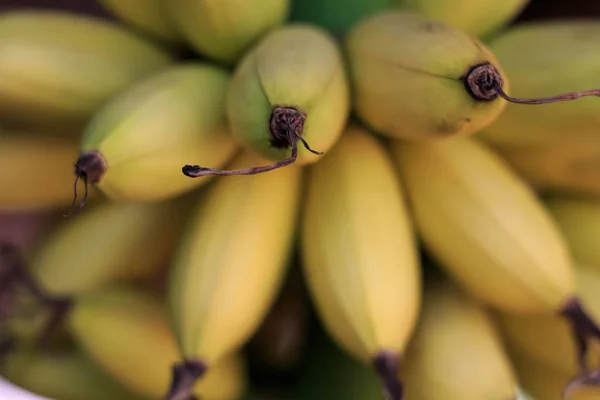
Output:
[[561, 297, 600, 373], [373, 350, 404, 400], [464, 62, 600, 105], [164, 359, 208, 400], [182, 106, 322, 178], [64, 151, 107, 217]]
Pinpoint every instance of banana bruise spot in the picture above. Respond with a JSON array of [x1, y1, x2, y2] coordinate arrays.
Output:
[[164, 359, 207, 400], [182, 106, 323, 178], [64, 151, 107, 217], [464, 63, 600, 104], [373, 350, 404, 400]]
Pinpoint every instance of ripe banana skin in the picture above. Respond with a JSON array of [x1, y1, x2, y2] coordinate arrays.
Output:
[[78, 63, 238, 202], [165, 0, 290, 64], [0, 10, 173, 133], [301, 126, 420, 396], [395, 0, 530, 39], [391, 137, 573, 314], [68, 285, 247, 399], [345, 11, 509, 141], [479, 22, 600, 147], [402, 275, 517, 400], [0, 347, 144, 400], [227, 24, 350, 165], [492, 138, 600, 198], [495, 265, 600, 377], [167, 149, 301, 367], [546, 198, 600, 272], [98, 0, 181, 42]]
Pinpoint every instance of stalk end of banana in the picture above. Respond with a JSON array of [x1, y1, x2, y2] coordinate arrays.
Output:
[[372, 350, 404, 400], [165, 358, 208, 400], [64, 151, 108, 217], [182, 106, 321, 178], [560, 297, 600, 377]]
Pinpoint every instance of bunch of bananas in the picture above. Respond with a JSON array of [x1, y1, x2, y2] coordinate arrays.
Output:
[[2, 1, 600, 399]]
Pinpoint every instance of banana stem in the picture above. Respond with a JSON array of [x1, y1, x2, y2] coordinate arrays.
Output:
[[560, 297, 600, 373], [65, 151, 107, 217], [493, 84, 600, 105], [164, 359, 207, 400], [373, 351, 404, 400]]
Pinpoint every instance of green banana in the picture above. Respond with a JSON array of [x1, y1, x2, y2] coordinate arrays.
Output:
[[183, 24, 350, 178], [394, 0, 530, 39], [68, 285, 247, 399], [74, 63, 238, 205], [545, 198, 600, 272], [290, 0, 393, 36], [164, 0, 290, 64], [98, 0, 181, 43], [479, 21, 600, 147], [301, 125, 421, 399], [0, 10, 173, 133], [0, 346, 144, 400], [165, 149, 301, 398], [345, 10, 509, 141], [402, 274, 518, 400]]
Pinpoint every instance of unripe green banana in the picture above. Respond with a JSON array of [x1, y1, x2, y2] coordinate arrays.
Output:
[[183, 24, 350, 178], [545, 198, 600, 272], [0, 10, 173, 133], [166, 150, 301, 398], [98, 0, 181, 43], [164, 0, 290, 64], [74, 63, 237, 205], [345, 11, 509, 141], [68, 285, 247, 399], [301, 126, 421, 399], [394, 0, 530, 39], [0, 347, 144, 400], [496, 265, 600, 377], [392, 137, 573, 314], [290, 0, 393, 36], [479, 22, 600, 147], [402, 275, 518, 400]]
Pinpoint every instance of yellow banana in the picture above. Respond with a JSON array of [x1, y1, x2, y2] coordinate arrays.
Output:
[[183, 24, 349, 178], [301, 126, 421, 399], [165, 150, 301, 399], [68, 285, 247, 400], [0, 10, 173, 133], [402, 274, 518, 400], [545, 198, 600, 272], [98, 0, 181, 43], [0, 346, 144, 400], [74, 63, 238, 204], [164, 0, 290, 64], [394, 0, 530, 39], [479, 22, 600, 147], [345, 11, 509, 141]]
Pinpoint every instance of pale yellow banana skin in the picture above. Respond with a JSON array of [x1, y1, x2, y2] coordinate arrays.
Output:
[[391, 137, 574, 314], [68, 286, 247, 400], [395, 0, 530, 39], [546, 198, 600, 273], [345, 11, 508, 141], [0, 11, 173, 133], [167, 150, 301, 365], [301, 126, 421, 363], [98, 0, 181, 42], [402, 276, 517, 400], [0, 348, 144, 400], [81, 63, 238, 202], [165, 0, 290, 63], [227, 24, 350, 165], [492, 137, 600, 198], [496, 265, 600, 377], [480, 22, 600, 147]]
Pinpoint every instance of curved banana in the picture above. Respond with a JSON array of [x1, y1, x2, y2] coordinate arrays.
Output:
[[165, 149, 301, 398], [0, 10, 173, 133], [68, 285, 247, 400], [345, 11, 509, 141], [301, 125, 421, 399]]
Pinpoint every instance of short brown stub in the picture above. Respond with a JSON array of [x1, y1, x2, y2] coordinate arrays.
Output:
[[373, 350, 404, 400], [64, 151, 108, 217], [164, 359, 208, 400], [463, 63, 504, 102]]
